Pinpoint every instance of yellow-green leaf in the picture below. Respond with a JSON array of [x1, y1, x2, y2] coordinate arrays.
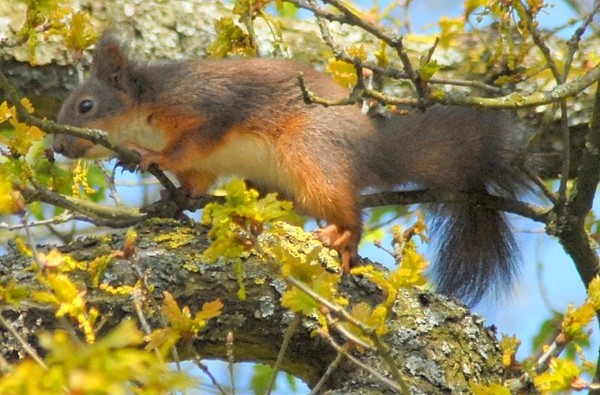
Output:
[[350, 302, 388, 336], [347, 45, 366, 61], [587, 275, 600, 310], [534, 358, 581, 393], [9, 119, 45, 156], [207, 17, 256, 58], [195, 299, 224, 321], [281, 287, 319, 315], [499, 334, 520, 367], [0, 169, 18, 214], [62, 11, 98, 51], [326, 59, 358, 89], [374, 40, 389, 68], [464, 0, 489, 18], [470, 382, 511, 395], [562, 302, 595, 342], [0, 280, 29, 305]]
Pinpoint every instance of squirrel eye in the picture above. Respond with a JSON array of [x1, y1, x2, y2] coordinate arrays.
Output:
[[78, 99, 94, 114]]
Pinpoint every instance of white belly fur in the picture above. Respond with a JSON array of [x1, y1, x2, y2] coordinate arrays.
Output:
[[193, 133, 296, 196]]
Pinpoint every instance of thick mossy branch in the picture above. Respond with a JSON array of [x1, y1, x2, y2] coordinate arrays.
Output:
[[0, 218, 505, 393]]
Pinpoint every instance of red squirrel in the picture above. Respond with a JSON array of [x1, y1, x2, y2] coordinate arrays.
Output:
[[53, 34, 532, 304]]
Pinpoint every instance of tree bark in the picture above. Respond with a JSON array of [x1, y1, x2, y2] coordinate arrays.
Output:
[[0, 219, 505, 394]]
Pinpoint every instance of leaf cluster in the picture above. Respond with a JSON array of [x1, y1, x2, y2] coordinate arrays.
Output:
[[0, 321, 193, 395]]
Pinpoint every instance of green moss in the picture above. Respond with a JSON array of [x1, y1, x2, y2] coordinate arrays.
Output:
[[153, 230, 196, 249]]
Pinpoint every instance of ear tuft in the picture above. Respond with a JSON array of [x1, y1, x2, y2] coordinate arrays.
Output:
[[90, 32, 131, 91]]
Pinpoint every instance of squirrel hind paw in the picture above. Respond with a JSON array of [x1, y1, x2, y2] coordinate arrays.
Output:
[[314, 225, 357, 272]]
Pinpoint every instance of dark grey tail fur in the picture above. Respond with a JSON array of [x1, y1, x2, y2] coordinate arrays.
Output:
[[428, 204, 520, 305], [367, 105, 534, 305]]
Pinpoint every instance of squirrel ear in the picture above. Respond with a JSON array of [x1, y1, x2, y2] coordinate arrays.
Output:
[[90, 33, 131, 91]]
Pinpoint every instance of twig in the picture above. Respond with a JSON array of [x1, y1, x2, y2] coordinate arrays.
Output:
[[99, 161, 124, 207], [285, 276, 408, 391], [318, 330, 409, 395], [193, 357, 229, 395], [360, 189, 549, 224], [0, 211, 74, 231], [564, 1, 600, 79], [322, 0, 425, 101], [309, 342, 349, 395], [514, 1, 561, 82], [0, 312, 47, 370], [227, 331, 236, 395], [19, 185, 146, 227], [128, 253, 182, 371], [438, 60, 600, 108], [297, 73, 358, 107], [265, 313, 301, 395], [131, 287, 164, 363], [521, 164, 559, 204]]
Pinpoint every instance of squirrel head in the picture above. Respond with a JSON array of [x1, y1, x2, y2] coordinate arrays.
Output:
[[53, 33, 137, 159]]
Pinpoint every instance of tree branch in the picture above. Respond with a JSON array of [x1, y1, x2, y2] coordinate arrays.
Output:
[[0, 220, 506, 393], [361, 190, 549, 224]]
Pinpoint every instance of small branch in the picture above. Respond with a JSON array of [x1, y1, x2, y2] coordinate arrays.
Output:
[[308, 0, 344, 60], [285, 276, 408, 391], [564, 1, 600, 80], [131, 288, 165, 364], [318, 330, 408, 395], [0, 312, 47, 370], [423, 37, 440, 65], [99, 162, 124, 207], [265, 314, 301, 395], [514, 1, 561, 82], [438, 61, 600, 108], [322, 0, 424, 100], [193, 357, 229, 395], [360, 189, 549, 224], [524, 165, 559, 204], [363, 86, 420, 106], [300, 59, 600, 110], [428, 76, 503, 93], [227, 332, 236, 395], [534, 338, 567, 375], [0, 211, 74, 231], [20, 186, 146, 227], [128, 254, 182, 371], [309, 342, 348, 395], [371, 334, 409, 395], [298, 73, 358, 107]]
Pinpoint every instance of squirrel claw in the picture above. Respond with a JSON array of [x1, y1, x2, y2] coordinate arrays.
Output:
[[115, 160, 140, 173], [314, 225, 354, 272]]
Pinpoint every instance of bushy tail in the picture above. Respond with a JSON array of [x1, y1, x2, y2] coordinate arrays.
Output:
[[427, 203, 520, 305], [367, 105, 535, 305]]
